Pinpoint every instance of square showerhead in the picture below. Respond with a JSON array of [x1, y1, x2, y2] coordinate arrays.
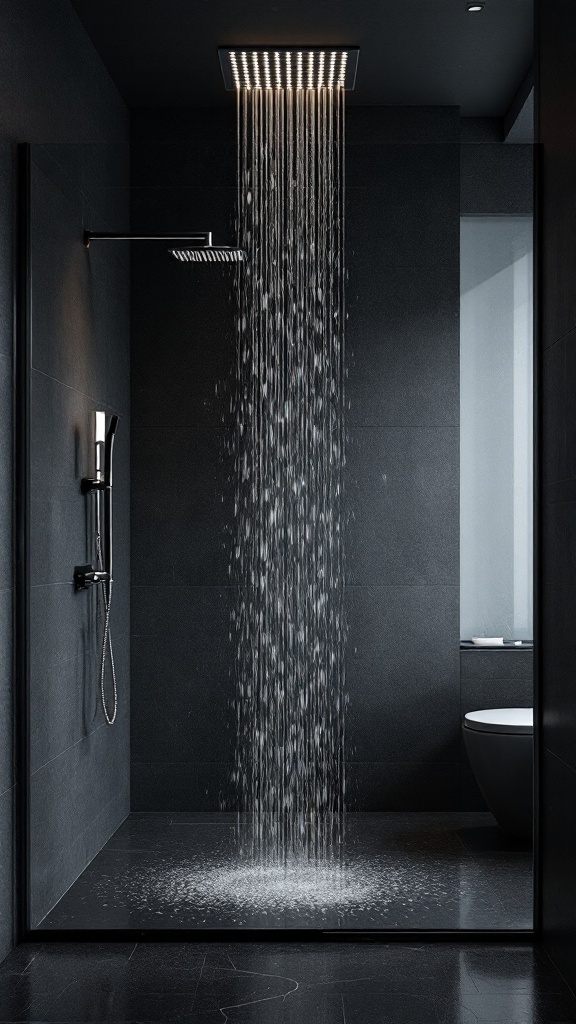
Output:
[[170, 247, 244, 263], [219, 47, 359, 91]]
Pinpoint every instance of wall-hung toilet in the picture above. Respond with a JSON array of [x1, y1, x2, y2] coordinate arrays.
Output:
[[463, 708, 533, 839]]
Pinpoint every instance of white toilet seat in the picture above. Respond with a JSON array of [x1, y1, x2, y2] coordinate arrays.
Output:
[[464, 708, 533, 735]]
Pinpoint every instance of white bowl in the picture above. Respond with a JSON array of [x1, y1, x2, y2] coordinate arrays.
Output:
[[471, 636, 504, 646]]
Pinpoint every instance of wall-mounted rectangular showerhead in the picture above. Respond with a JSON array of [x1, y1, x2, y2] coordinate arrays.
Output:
[[218, 47, 359, 91], [170, 248, 244, 263]]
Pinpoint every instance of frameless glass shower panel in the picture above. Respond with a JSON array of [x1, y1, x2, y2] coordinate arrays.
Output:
[[460, 216, 534, 642]]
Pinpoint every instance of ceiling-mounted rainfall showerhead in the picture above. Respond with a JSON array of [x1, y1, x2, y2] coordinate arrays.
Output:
[[218, 47, 359, 91]]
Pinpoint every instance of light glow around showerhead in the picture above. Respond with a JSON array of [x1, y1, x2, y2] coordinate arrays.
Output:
[[219, 47, 359, 90]]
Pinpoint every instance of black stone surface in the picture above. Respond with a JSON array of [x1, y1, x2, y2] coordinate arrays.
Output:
[[2, 938, 572, 1023], [37, 811, 532, 932]]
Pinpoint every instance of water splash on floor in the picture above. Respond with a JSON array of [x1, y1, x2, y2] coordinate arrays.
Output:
[[230, 86, 347, 862]]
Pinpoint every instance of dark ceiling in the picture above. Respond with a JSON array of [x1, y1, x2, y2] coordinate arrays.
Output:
[[70, 0, 533, 117]]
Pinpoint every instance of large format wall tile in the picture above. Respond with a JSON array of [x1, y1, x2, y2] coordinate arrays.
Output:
[[346, 261, 459, 428], [131, 427, 233, 586], [30, 632, 130, 777], [345, 428, 459, 586], [131, 142, 236, 189], [460, 674, 532, 713], [31, 172, 130, 415], [345, 106, 460, 146], [131, 761, 234, 812], [460, 144, 533, 216], [346, 762, 460, 812], [131, 585, 235, 769], [31, 787, 129, 928], [130, 229, 236, 429], [346, 586, 460, 768], [28, 137, 131, 925], [346, 144, 459, 223], [460, 648, 533, 682], [30, 714, 129, 926]]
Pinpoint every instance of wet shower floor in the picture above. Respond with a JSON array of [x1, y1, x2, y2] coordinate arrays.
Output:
[[39, 812, 532, 931]]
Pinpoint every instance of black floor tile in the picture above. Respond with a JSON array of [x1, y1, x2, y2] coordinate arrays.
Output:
[[0, 942, 574, 1024], [36, 812, 533, 931]]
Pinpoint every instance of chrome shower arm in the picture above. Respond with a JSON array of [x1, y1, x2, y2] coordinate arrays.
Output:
[[84, 231, 213, 248]]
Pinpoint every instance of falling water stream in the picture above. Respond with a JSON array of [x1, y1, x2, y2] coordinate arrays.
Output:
[[231, 85, 347, 865]]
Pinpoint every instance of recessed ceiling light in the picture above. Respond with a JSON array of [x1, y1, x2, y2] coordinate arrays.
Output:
[[467, 2, 485, 10]]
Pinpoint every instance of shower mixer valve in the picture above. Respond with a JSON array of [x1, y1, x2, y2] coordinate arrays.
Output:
[[73, 564, 110, 590]]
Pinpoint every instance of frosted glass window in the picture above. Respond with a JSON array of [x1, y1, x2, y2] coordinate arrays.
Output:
[[460, 217, 533, 641]]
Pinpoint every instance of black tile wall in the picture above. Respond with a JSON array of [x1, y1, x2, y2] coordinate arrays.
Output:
[[345, 261, 460, 429], [131, 427, 233, 586], [130, 108, 462, 812], [130, 109, 239, 811], [130, 585, 235, 772], [130, 109, 534, 816], [346, 586, 460, 764], [460, 144, 534, 216], [342, 114, 461, 809], [345, 428, 459, 585], [538, 0, 576, 989], [0, 0, 128, 960], [28, 140, 130, 927]]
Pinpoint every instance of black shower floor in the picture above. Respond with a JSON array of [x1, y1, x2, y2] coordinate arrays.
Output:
[[39, 812, 532, 931]]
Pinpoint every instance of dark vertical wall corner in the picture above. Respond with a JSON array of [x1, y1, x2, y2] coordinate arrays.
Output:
[[538, 0, 576, 990], [0, 0, 128, 951], [28, 142, 130, 927]]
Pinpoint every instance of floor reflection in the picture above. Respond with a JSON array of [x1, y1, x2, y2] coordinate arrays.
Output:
[[0, 941, 572, 1023]]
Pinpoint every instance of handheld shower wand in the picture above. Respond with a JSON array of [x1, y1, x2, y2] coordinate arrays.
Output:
[[74, 412, 120, 725]]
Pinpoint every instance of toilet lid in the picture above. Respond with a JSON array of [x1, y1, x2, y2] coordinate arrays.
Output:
[[464, 708, 533, 735]]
